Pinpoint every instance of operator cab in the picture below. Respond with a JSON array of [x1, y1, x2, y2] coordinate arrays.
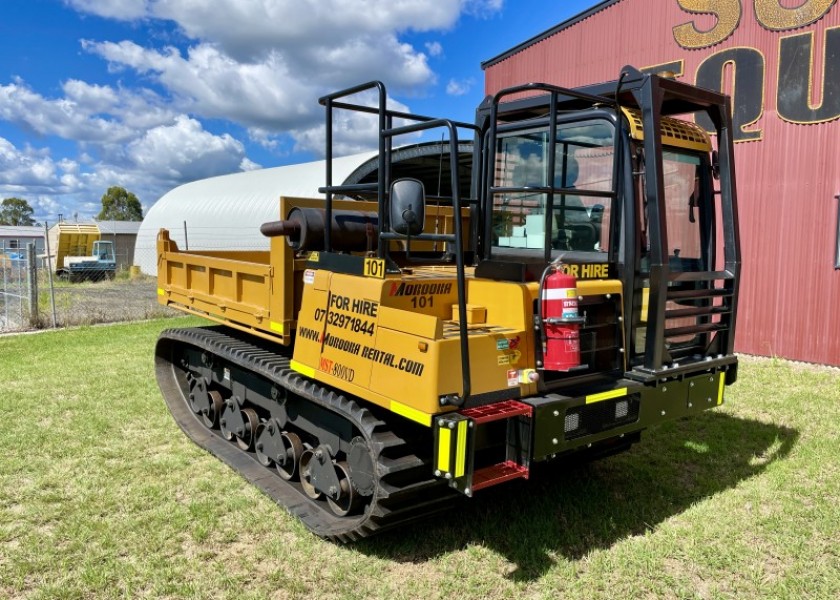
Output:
[[474, 68, 740, 380]]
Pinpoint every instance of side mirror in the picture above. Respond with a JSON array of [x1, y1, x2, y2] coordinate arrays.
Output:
[[389, 178, 425, 236]]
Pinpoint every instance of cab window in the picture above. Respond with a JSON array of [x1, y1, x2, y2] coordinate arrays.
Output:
[[492, 120, 615, 254]]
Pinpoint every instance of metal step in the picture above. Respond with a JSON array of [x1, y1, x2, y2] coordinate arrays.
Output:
[[471, 460, 529, 492], [460, 400, 531, 424]]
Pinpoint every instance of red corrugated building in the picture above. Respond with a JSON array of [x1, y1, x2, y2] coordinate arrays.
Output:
[[483, 0, 840, 366]]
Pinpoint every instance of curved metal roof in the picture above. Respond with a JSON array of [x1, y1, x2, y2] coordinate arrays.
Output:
[[134, 151, 377, 274], [135, 143, 474, 274]]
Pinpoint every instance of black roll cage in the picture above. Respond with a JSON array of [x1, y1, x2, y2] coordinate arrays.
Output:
[[316, 66, 741, 402]]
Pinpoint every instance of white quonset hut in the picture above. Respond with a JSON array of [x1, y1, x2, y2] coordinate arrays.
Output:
[[135, 143, 473, 275], [134, 152, 377, 275]]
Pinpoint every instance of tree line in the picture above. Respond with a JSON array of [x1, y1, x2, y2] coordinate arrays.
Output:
[[0, 186, 143, 226]]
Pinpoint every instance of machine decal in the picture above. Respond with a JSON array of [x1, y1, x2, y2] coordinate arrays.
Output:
[[389, 282, 453, 296], [326, 312, 375, 336], [497, 351, 522, 366], [319, 357, 355, 383], [361, 345, 425, 377], [303, 269, 316, 284], [561, 263, 609, 279], [298, 326, 322, 342], [322, 333, 362, 355], [363, 257, 386, 278], [507, 369, 519, 387], [329, 294, 379, 317]]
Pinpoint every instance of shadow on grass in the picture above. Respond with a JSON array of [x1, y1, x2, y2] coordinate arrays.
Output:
[[359, 411, 798, 580]]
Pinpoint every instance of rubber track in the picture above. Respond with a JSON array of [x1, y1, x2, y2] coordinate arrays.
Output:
[[155, 326, 460, 542]]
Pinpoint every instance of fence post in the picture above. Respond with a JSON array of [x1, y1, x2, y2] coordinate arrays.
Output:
[[44, 222, 58, 328], [27, 243, 39, 325]]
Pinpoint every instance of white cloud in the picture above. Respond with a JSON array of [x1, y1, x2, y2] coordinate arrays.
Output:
[[126, 115, 247, 181], [0, 81, 136, 143], [290, 92, 416, 157], [239, 157, 262, 171], [65, 0, 148, 20], [464, 0, 504, 17], [0, 138, 62, 189], [446, 77, 474, 96], [84, 40, 315, 130], [425, 41, 444, 57], [2, 0, 507, 219]]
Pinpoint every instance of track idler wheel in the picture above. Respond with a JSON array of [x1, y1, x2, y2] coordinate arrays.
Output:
[[299, 445, 363, 517]]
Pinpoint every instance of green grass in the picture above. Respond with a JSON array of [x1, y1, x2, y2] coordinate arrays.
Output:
[[1, 319, 838, 599]]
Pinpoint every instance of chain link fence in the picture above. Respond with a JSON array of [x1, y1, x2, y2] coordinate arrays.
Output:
[[1, 224, 274, 335], [0, 245, 33, 331], [0, 243, 178, 334]]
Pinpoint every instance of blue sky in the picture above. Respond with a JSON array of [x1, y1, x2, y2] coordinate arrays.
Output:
[[0, 0, 600, 223]]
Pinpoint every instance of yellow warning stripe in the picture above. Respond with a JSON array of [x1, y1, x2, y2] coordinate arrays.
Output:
[[289, 360, 315, 379], [269, 321, 284, 334], [586, 387, 627, 404], [455, 420, 467, 478], [437, 427, 451, 473], [717, 373, 726, 405], [390, 400, 432, 427], [157, 288, 165, 296]]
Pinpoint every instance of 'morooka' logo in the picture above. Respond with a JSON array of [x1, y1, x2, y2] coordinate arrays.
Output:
[[389, 282, 453, 296]]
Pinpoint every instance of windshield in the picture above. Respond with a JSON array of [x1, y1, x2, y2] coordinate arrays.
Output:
[[94, 242, 114, 260], [492, 119, 615, 255]]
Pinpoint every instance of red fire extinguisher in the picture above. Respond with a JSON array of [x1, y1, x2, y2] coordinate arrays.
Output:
[[540, 265, 583, 371]]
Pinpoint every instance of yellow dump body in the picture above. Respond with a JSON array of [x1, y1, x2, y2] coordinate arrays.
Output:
[[48, 223, 101, 271]]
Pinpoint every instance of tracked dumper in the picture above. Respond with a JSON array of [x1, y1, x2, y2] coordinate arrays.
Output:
[[155, 67, 741, 542]]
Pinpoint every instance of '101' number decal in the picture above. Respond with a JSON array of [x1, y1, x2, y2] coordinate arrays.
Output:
[[363, 258, 385, 278], [410, 295, 434, 309]]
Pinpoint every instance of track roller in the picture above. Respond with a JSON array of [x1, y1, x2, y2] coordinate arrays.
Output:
[[276, 432, 304, 481]]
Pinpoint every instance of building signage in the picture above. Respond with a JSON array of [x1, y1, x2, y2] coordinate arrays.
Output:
[[649, 0, 839, 140]]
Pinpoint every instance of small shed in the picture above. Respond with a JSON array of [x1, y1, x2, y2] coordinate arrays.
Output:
[[0, 225, 45, 255], [96, 220, 141, 271]]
